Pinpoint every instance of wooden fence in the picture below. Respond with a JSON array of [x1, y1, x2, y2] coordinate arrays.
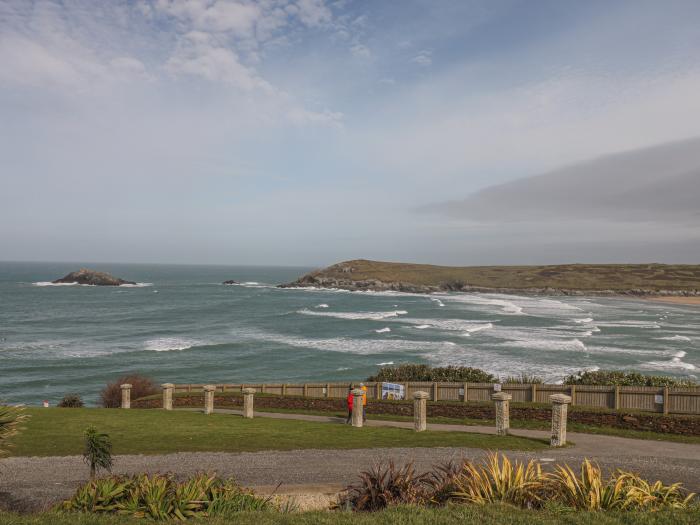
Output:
[[169, 382, 700, 416]]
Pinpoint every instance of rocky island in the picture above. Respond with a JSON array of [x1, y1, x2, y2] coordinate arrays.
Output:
[[52, 268, 136, 286], [280, 259, 700, 298], [222, 280, 239, 285]]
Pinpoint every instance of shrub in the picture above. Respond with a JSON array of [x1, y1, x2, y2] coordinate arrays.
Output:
[[503, 373, 543, 384], [61, 473, 271, 520], [337, 461, 429, 511], [564, 370, 696, 387], [100, 374, 158, 408], [0, 404, 29, 457], [83, 427, 113, 479], [549, 459, 696, 511], [368, 364, 497, 383], [452, 453, 549, 509], [58, 394, 84, 408]]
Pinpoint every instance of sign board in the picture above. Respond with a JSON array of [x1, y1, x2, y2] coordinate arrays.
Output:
[[458, 388, 465, 395], [654, 394, 664, 404], [493, 383, 502, 392], [381, 382, 405, 400]]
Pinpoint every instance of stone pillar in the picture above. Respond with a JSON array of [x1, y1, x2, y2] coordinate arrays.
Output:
[[242, 387, 256, 419], [550, 394, 572, 447], [351, 389, 364, 427], [120, 384, 132, 409], [492, 392, 512, 436], [203, 385, 216, 415], [413, 391, 429, 432], [161, 383, 174, 410]]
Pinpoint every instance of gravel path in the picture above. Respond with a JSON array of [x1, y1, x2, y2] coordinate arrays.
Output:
[[2, 409, 699, 512]]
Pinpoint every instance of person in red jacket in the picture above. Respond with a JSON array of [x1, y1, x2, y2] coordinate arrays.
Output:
[[345, 384, 354, 424]]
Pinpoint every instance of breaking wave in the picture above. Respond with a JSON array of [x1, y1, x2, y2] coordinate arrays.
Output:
[[144, 337, 201, 352], [297, 308, 408, 320]]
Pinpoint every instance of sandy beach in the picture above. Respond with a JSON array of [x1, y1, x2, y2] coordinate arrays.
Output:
[[646, 296, 700, 306]]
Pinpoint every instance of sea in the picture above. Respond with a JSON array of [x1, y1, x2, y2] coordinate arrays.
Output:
[[0, 261, 698, 405]]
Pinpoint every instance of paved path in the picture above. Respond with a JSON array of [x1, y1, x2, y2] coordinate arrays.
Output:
[[2, 409, 699, 512]]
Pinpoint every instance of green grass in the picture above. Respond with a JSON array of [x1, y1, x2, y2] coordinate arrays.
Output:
[[7, 408, 547, 457], [2, 505, 700, 525], [295, 259, 700, 292]]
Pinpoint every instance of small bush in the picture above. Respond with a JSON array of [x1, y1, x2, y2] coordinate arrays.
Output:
[[503, 373, 543, 384], [100, 374, 158, 408], [61, 473, 271, 520], [452, 453, 549, 509], [550, 459, 696, 511], [564, 370, 696, 387], [368, 364, 497, 383], [337, 461, 429, 511], [83, 427, 113, 479], [0, 404, 29, 457], [58, 394, 84, 408]]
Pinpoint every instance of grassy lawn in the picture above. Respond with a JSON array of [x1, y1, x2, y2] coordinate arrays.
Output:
[[2, 505, 700, 525], [7, 408, 547, 457]]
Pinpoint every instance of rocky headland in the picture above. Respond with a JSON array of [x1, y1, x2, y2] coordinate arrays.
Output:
[[280, 259, 700, 298], [52, 268, 136, 286]]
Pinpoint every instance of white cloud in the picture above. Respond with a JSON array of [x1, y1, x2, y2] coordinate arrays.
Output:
[[350, 43, 371, 58], [412, 50, 432, 66], [296, 0, 333, 27]]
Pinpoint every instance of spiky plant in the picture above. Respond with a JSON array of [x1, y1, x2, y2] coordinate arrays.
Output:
[[83, 426, 114, 479], [550, 459, 629, 511], [425, 460, 463, 505], [452, 452, 549, 508], [337, 461, 430, 511], [0, 403, 29, 458]]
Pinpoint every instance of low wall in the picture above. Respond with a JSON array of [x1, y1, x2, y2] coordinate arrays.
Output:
[[132, 394, 700, 436]]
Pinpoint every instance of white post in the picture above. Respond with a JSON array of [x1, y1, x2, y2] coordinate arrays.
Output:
[[242, 387, 256, 419], [120, 384, 132, 409], [161, 383, 174, 410], [351, 389, 364, 428], [550, 394, 572, 447], [492, 392, 512, 436], [413, 391, 429, 432], [203, 385, 216, 415]]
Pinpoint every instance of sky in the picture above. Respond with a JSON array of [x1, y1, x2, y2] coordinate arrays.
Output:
[[1, 0, 700, 267]]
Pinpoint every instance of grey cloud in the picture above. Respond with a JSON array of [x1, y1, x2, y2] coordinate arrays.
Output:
[[424, 137, 700, 224]]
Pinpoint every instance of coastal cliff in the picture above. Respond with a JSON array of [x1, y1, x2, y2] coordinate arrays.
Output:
[[280, 259, 700, 297]]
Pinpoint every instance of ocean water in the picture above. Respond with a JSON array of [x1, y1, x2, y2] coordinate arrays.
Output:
[[0, 261, 698, 405]]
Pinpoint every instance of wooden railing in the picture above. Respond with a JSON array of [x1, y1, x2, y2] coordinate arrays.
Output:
[[169, 382, 700, 415]]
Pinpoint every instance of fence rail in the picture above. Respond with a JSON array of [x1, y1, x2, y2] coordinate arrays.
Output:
[[168, 382, 700, 415]]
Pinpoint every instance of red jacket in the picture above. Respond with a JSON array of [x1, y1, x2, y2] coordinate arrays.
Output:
[[347, 392, 354, 410]]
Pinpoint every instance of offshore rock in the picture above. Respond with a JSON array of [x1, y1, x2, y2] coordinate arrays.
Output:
[[222, 280, 240, 285], [52, 268, 136, 286]]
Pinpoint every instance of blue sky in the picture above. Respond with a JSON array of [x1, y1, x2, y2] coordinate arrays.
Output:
[[2, 0, 700, 265]]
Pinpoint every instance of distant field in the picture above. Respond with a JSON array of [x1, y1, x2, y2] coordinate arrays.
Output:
[[301, 259, 700, 292]]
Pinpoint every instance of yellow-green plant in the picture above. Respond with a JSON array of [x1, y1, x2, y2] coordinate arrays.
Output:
[[452, 452, 549, 508], [0, 404, 29, 457], [550, 459, 696, 511], [61, 473, 271, 520]]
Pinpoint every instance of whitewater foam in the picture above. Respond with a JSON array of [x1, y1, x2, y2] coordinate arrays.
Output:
[[298, 308, 408, 320], [144, 337, 200, 352], [33, 281, 152, 288], [377, 361, 394, 365], [316, 304, 329, 309], [657, 335, 692, 342], [574, 317, 594, 324], [375, 327, 391, 333]]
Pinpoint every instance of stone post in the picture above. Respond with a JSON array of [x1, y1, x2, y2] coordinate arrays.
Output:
[[550, 394, 572, 447], [413, 391, 429, 432], [120, 384, 132, 409], [203, 384, 216, 415], [492, 392, 512, 436], [351, 388, 364, 427], [161, 383, 174, 410], [242, 387, 256, 419]]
